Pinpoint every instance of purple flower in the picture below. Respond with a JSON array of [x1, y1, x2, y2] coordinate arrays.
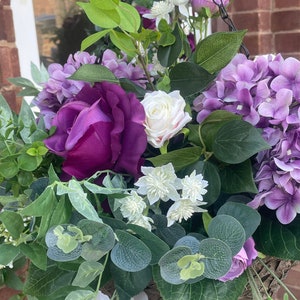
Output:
[[101, 49, 149, 88], [44, 82, 147, 179], [34, 51, 98, 129], [218, 238, 257, 282], [135, 5, 156, 29], [270, 57, 300, 100], [264, 187, 300, 224]]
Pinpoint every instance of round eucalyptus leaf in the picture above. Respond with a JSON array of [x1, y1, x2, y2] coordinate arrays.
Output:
[[217, 201, 261, 240], [78, 219, 115, 253], [111, 230, 152, 272], [81, 242, 107, 262], [158, 246, 192, 285], [47, 244, 82, 262], [207, 214, 246, 256], [199, 238, 232, 279], [174, 236, 200, 254]]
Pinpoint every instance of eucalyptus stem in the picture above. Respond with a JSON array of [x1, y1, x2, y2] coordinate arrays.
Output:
[[250, 264, 271, 299], [95, 252, 110, 294], [258, 258, 297, 300], [138, 53, 156, 91], [246, 268, 264, 300]]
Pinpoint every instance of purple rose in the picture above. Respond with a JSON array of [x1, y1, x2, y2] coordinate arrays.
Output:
[[44, 82, 147, 179], [218, 237, 258, 282], [191, 0, 230, 14]]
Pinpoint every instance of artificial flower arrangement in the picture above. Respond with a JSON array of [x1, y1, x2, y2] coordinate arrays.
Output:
[[1, 0, 300, 299]]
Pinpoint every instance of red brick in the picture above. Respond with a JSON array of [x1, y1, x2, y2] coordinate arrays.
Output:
[[0, 0, 11, 5], [2, 6, 15, 42], [274, 0, 300, 9], [272, 10, 300, 32], [275, 32, 300, 53], [0, 45, 20, 85], [243, 33, 274, 57], [232, 0, 271, 12], [232, 12, 271, 32], [0, 5, 5, 40]]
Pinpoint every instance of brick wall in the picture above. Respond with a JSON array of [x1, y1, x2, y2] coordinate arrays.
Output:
[[213, 0, 300, 60], [0, 0, 21, 113]]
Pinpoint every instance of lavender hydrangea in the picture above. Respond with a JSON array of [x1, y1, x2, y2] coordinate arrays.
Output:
[[101, 49, 149, 88], [193, 53, 300, 224], [34, 51, 98, 128]]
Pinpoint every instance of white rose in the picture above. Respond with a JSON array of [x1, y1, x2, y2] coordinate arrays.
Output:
[[141, 90, 192, 148]]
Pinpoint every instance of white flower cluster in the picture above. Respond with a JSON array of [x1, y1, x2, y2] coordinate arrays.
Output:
[[143, 0, 190, 26], [118, 163, 208, 229]]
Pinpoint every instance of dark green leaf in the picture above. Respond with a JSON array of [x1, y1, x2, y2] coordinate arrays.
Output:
[[157, 23, 183, 67], [254, 216, 300, 260], [0, 244, 20, 265], [20, 243, 47, 270], [213, 120, 270, 164], [0, 210, 24, 239], [195, 30, 247, 73], [69, 64, 118, 83], [169, 62, 216, 97], [81, 30, 111, 51], [147, 147, 203, 172], [109, 30, 137, 57], [110, 263, 152, 299], [218, 201, 261, 240], [126, 223, 170, 264], [220, 159, 258, 194]]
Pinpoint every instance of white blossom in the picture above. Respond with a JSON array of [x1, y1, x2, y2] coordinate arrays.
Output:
[[166, 199, 207, 226], [181, 170, 208, 202], [130, 215, 153, 231], [135, 163, 181, 204], [120, 191, 146, 221], [143, 1, 175, 27], [172, 0, 189, 17]]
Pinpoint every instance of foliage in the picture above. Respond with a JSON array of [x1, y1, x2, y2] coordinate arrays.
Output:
[[1, 0, 299, 300]]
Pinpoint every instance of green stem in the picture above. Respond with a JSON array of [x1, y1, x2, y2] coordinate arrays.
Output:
[[95, 252, 110, 293], [250, 265, 271, 299], [258, 258, 297, 300], [246, 268, 264, 300]]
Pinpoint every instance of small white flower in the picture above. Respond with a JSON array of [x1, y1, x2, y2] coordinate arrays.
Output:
[[151, 53, 166, 75], [172, 0, 189, 17], [120, 191, 146, 221], [141, 90, 192, 148], [181, 170, 208, 202], [135, 163, 181, 204], [166, 199, 207, 226], [96, 291, 110, 300], [130, 215, 153, 231], [143, 1, 175, 27], [0, 260, 13, 270]]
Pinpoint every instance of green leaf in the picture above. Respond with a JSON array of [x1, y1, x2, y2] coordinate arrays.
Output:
[[80, 29, 111, 51], [218, 201, 261, 240], [83, 181, 124, 195], [254, 216, 300, 260], [152, 215, 186, 247], [0, 210, 24, 239], [126, 223, 170, 264], [8, 77, 35, 88], [72, 261, 104, 288], [0, 244, 20, 265], [119, 78, 146, 98], [17, 152, 42, 171], [207, 215, 246, 256], [195, 30, 247, 73], [69, 64, 118, 83], [65, 290, 95, 300], [157, 23, 183, 67], [67, 180, 102, 223], [110, 263, 152, 299], [23, 264, 75, 297], [117, 2, 141, 33], [111, 229, 152, 272], [109, 30, 137, 57], [169, 62, 216, 97], [91, 0, 119, 10], [213, 119, 270, 164], [0, 94, 13, 136], [20, 243, 47, 270], [220, 159, 258, 194], [78, 219, 115, 261], [199, 238, 232, 279], [174, 236, 200, 254], [198, 110, 241, 151], [0, 160, 18, 178], [153, 265, 247, 300], [158, 246, 193, 284], [77, 2, 120, 28], [30, 62, 49, 85], [147, 147, 203, 172], [4, 269, 24, 291]]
